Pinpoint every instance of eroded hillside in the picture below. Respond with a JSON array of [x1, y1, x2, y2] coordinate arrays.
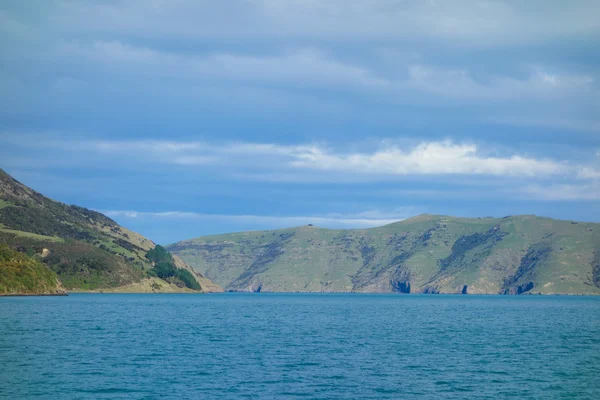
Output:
[[168, 214, 600, 295]]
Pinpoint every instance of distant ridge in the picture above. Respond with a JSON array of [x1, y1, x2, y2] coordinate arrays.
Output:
[[168, 214, 600, 295]]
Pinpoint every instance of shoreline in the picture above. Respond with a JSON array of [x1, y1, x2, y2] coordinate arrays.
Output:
[[2, 290, 598, 297], [0, 292, 68, 297], [67, 290, 203, 294]]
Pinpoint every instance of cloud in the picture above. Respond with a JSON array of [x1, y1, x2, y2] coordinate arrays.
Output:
[[1, 1, 598, 127], [485, 116, 600, 134], [577, 152, 600, 179], [112, 138, 568, 178], [0, 0, 598, 239], [4, 133, 580, 179], [287, 141, 565, 177], [62, 41, 390, 90], [47, 0, 600, 47], [60, 40, 595, 102], [578, 167, 600, 180], [407, 65, 594, 100], [103, 209, 411, 228], [518, 182, 600, 201], [6, 133, 598, 181]]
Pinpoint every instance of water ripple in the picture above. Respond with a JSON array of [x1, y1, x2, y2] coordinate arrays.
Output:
[[0, 293, 599, 399]]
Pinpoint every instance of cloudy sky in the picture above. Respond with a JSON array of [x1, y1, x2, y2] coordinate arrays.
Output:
[[1, 0, 599, 243]]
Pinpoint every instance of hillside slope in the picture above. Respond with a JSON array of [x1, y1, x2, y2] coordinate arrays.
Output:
[[0, 244, 66, 295], [0, 169, 222, 293], [168, 214, 600, 295]]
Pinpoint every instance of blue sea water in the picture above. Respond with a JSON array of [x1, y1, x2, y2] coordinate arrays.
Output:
[[1, 294, 599, 399]]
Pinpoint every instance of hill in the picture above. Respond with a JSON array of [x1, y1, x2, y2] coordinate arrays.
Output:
[[0, 169, 222, 294], [0, 244, 66, 295], [167, 214, 600, 295]]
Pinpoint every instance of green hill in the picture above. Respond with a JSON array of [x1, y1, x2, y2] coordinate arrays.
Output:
[[0, 169, 222, 294], [0, 244, 66, 295], [167, 214, 600, 295]]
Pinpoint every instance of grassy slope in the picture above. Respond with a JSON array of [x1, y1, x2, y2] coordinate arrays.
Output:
[[0, 245, 66, 295], [168, 214, 600, 295], [72, 277, 200, 294], [0, 169, 222, 293]]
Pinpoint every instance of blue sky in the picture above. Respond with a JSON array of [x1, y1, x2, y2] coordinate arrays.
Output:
[[1, 0, 599, 244]]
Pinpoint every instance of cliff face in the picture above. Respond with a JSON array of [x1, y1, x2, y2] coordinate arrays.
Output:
[[0, 169, 222, 293], [168, 215, 600, 295]]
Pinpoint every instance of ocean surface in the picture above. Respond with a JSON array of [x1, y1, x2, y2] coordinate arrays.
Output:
[[1, 294, 599, 399]]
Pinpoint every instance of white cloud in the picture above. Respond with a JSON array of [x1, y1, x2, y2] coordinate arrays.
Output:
[[3, 133, 590, 179], [59, 40, 595, 102], [62, 41, 390, 90], [578, 167, 600, 180], [288, 140, 565, 177], [2, 1, 598, 127], [103, 209, 410, 228], [407, 65, 594, 100], [49, 0, 600, 47], [577, 151, 600, 179], [518, 182, 600, 201]]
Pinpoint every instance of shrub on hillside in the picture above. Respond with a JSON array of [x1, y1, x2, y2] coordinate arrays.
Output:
[[146, 246, 201, 291]]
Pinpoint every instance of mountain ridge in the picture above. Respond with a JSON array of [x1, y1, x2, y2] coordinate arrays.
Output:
[[168, 214, 600, 295]]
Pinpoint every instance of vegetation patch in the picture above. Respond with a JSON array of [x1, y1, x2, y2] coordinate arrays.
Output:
[[146, 245, 201, 291], [0, 232, 142, 289], [439, 226, 507, 270], [0, 169, 219, 293], [0, 244, 65, 295], [0, 200, 12, 209], [0, 204, 95, 240], [0, 228, 64, 242]]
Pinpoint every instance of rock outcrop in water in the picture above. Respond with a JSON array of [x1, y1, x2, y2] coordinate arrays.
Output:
[[167, 214, 600, 295]]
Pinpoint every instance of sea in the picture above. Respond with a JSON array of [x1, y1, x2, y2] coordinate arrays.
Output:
[[1, 293, 599, 399]]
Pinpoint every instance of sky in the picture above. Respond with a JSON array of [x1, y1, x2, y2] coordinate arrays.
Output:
[[1, 0, 599, 244]]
